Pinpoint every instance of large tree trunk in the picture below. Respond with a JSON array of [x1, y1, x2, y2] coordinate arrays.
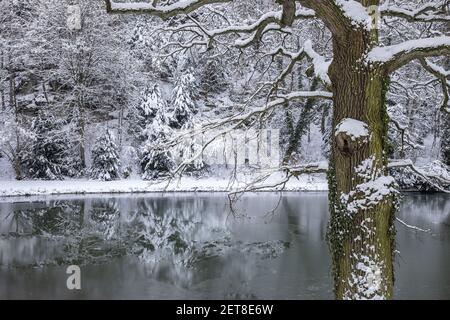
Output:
[[327, 28, 397, 300]]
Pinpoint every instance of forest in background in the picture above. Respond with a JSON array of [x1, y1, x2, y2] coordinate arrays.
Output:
[[0, 0, 449, 192]]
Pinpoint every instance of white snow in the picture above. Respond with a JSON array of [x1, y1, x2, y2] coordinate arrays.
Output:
[[109, 0, 204, 12], [303, 40, 332, 85], [367, 36, 450, 63], [342, 175, 398, 214], [424, 60, 450, 77], [335, 118, 369, 141], [0, 173, 328, 198], [335, 0, 371, 30], [347, 257, 385, 300], [379, 2, 448, 22]]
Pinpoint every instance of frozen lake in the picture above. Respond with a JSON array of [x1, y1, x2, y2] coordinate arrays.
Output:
[[0, 192, 449, 299]]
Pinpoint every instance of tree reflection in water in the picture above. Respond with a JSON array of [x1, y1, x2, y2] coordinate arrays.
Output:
[[0, 196, 289, 291]]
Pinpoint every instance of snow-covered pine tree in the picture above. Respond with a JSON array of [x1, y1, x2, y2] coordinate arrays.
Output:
[[200, 59, 227, 100], [141, 112, 175, 180], [89, 129, 121, 181], [169, 71, 197, 129], [129, 84, 165, 143], [169, 70, 204, 172], [21, 109, 69, 180]]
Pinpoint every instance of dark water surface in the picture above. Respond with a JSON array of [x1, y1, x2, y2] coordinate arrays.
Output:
[[0, 192, 449, 299]]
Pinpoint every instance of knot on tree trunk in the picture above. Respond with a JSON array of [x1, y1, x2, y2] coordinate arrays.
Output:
[[334, 118, 370, 157]]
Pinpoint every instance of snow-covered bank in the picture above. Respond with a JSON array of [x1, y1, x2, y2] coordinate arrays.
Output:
[[0, 173, 328, 197]]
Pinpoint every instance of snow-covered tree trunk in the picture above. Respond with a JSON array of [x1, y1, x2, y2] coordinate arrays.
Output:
[[327, 27, 396, 300]]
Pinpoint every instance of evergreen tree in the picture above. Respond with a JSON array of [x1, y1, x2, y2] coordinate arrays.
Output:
[[169, 71, 197, 129], [200, 59, 227, 100], [89, 129, 121, 181], [141, 112, 175, 180], [169, 70, 205, 172], [21, 109, 69, 180], [130, 84, 166, 143]]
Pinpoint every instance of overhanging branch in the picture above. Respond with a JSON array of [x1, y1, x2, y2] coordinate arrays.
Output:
[[105, 0, 231, 18], [388, 159, 450, 192], [366, 36, 450, 73], [418, 58, 450, 113], [380, 2, 450, 22]]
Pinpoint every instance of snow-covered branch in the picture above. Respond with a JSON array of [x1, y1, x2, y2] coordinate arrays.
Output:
[[389, 118, 424, 151], [380, 2, 450, 22], [157, 90, 332, 177], [157, 8, 315, 50], [227, 161, 328, 216], [366, 36, 450, 73], [304, 40, 332, 86], [261, 41, 331, 92], [418, 58, 450, 113], [396, 217, 431, 233], [105, 0, 231, 18], [388, 159, 450, 193], [170, 90, 333, 146]]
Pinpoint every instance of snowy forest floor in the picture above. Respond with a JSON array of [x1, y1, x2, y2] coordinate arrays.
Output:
[[0, 173, 328, 197]]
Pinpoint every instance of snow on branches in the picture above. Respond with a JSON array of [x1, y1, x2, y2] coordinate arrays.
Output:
[[89, 129, 121, 181], [106, 0, 232, 18], [380, 1, 450, 22], [366, 36, 450, 72]]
